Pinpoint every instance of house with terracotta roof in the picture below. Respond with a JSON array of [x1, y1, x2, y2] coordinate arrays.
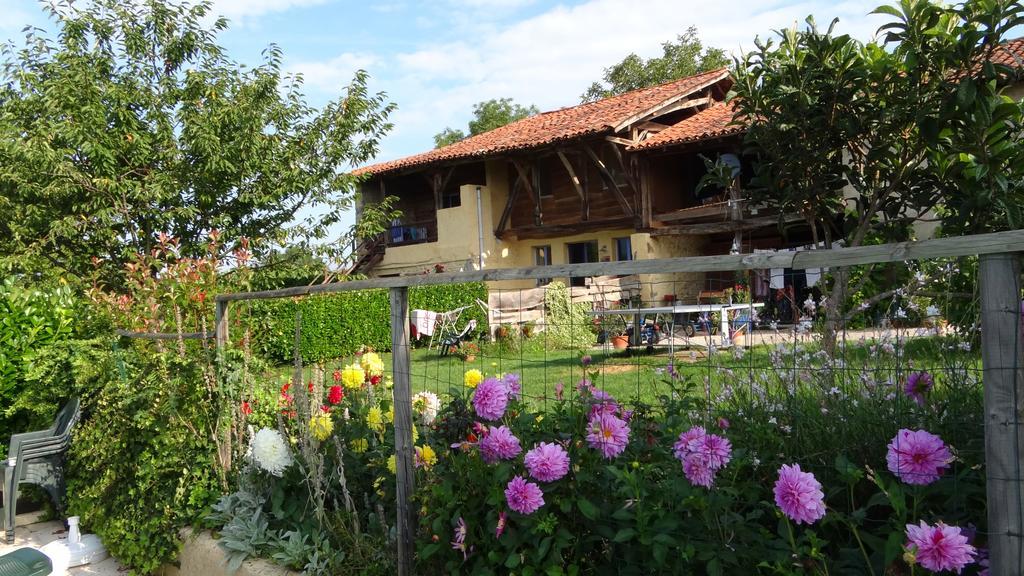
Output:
[[349, 68, 787, 302], [350, 39, 1024, 303]]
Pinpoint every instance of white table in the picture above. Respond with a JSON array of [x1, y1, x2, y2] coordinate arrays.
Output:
[[589, 302, 765, 349]]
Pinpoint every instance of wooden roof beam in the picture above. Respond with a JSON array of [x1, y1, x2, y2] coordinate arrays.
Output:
[[611, 70, 728, 132]]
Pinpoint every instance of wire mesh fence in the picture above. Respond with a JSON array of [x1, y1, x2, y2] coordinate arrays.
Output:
[[216, 233, 1023, 575]]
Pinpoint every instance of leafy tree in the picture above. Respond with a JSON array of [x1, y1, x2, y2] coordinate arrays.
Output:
[[0, 0, 395, 286], [730, 0, 1024, 350], [433, 98, 538, 148], [581, 26, 729, 102]]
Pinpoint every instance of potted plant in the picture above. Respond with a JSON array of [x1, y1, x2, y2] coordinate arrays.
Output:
[[453, 342, 479, 362], [494, 324, 512, 340], [521, 321, 536, 338]]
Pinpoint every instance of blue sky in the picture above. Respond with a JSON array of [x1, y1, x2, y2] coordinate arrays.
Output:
[[0, 0, 888, 236]]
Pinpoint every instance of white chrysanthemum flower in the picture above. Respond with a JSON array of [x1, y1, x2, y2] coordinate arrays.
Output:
[[249, 427, 293, 477], [412, 391, 440, 424]]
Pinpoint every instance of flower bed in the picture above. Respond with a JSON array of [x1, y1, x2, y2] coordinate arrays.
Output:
[[208, 336, 987, 575]]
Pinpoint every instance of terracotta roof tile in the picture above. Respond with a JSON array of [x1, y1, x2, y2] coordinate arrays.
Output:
[[353, 68, 730, 176], [992, 38, 1024, 69], [629, 101, 742, 150]]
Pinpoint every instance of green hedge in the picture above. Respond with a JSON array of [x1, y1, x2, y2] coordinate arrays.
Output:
[[250, 282, 488, 363]]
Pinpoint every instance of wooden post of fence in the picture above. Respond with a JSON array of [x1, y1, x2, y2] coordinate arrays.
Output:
[[390, 286, 415, 576], [215, 299, 229, 349], [980, 252, 1024, 576]]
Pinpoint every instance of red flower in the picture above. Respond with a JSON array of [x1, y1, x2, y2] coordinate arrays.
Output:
[[320, 405, 331, 413], [241, 401, 252, 416], [332, 370, 342, 382], [467, 433, 478, 443], [370, 375, 382, 386], [328, 385, 344, 405], [307, 380, 314, 393], [280, 381, 292, 394]]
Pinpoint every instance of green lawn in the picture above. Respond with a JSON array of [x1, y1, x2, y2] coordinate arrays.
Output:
[[266, 333, 979, 406]]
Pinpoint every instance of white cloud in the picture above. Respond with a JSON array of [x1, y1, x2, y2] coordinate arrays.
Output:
[[287, 52, 379, 94], [293, 0, 887, 162], [210, 0, 332, 25]]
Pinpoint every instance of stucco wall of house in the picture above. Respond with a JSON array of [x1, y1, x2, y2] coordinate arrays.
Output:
[[633, 233, 708, 303]]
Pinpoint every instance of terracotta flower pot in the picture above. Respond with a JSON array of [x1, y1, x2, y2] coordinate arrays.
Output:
[[611, 334, 629, 350]]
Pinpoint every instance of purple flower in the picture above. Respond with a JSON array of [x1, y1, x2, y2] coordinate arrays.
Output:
[[717, 417, 730, 430], [473, 377, 509, 420], [905, 521, 976, 573], [501, 373, 521, 400], [673, 426, 732, 487], [478, 425, 521, 464], [904, 371, 934, 406], [886, 429, 952, 485], [581, 354, 592, 367], [554, 382, 564, 401], [451, 517, 468, 559], [586, 412, 630, 459], [774, 464, 826, 525], [505, 475, 545, 515], [524, 442, 570, 482]]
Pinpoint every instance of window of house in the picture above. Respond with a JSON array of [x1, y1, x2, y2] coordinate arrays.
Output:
[[536, 163, 553, 198], [566, 240, 598, 287], [535, 245, 552, 286], [614, 237, 633, 261], [441, 189, 461, 208]]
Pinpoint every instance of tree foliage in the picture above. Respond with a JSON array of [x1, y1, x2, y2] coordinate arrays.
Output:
[[0, 0, 395, 286], [730, 0, 1024, 349], [732, 0, 1024, 247], [581, 26, 729, 102], [433, 97, 538, 148]]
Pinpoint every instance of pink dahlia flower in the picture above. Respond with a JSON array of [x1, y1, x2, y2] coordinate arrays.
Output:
[[524, 442, 570, 482], [473, 377, 509, 421], [673, 426, 732, 487], [505, 475, 545, 515], [886, 429, 952, 485], [905, 371, 934, 406], [478, 425, 521, 464], [906, 520, 976, 573], [586, 412, 630, 459], [774, 464, 826, 525], [501, 373, 522, 400]]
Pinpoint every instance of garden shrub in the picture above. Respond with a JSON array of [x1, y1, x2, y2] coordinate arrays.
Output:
[[540, 281, 595, 350], [249, 282, 487, 363], [65, 343, 226, 575], [0, 278, 78, 456]]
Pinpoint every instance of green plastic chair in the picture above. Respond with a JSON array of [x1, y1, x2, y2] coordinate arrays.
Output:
[[2, 399, 80, 545], [0, 547, 52, 576]]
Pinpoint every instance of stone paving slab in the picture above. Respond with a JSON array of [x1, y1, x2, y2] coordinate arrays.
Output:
[[0, 513, 124, 576]]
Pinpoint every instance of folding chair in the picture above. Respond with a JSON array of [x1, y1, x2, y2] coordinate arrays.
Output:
[[429, 305, 471, 350], [438, 320, 478, 356], [2, 398, 80, 544]]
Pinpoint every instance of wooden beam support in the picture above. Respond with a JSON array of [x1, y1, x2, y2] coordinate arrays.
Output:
[[605, 136, 637, 147], [645, 95, 713, 119], [215, 300, 229, 349], [512, 160, 541, 226], [583, 144, 634, 217], [503, 216, 635, 240], [561, 147, 585, 206], [650, 214, 799, 236], [494, 175, 523, 237], [637, 156, 652, 229], [636, 121, 670, 132]]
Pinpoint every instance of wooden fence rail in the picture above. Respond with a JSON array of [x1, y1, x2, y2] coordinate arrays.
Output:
[[210, 228, 1024, 576]]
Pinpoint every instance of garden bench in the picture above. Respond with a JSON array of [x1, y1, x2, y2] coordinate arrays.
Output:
[[2, 398, 80, 544]]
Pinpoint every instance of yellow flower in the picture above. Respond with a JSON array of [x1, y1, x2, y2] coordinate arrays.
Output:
[[309, 412, 333, 442], [367, 406, 385, 433], [387, 454, 397, 474], [412, 424, 419, 443], [416, 445, 437, 468], [464, 369, 483, 389], [341, 363, 365, 389], [386, 405, 394, 423], [361, 352, 385, 377], [350, 438, 369, 453]]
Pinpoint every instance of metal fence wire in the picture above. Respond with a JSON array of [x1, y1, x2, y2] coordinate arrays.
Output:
[[214, 230, 1024, 576]]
